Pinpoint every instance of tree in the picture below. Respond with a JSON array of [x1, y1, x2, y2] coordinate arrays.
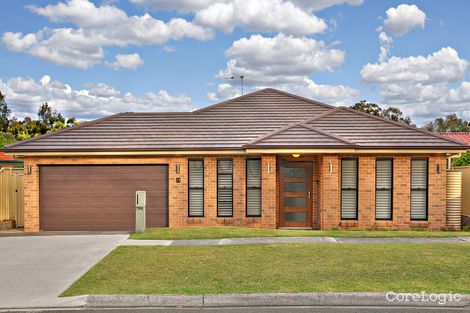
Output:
[[0, 91, 10, 132], [350, 101, 414, 126], [350, 100, 382, 116], [453, 152, 470, 167], [382, 107, 414, 126], [0, 132, 15, 148], [423, 114, 470, 132], [37, 102, 66, 134]]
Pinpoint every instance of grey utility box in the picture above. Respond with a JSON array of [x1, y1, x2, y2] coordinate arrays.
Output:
[[135, 190, 146, 233]]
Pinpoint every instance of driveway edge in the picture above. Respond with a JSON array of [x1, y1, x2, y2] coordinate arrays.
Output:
[[85, 293, 470, 308]]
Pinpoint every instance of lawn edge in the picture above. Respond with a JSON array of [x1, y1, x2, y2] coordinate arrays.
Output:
[[82, 292, 470, 308]]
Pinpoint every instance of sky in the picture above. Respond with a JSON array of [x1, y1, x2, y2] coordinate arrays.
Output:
[[1, 0, 469, 125]]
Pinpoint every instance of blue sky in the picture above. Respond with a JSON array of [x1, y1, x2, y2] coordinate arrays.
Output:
[[1, 0, 469, 124]]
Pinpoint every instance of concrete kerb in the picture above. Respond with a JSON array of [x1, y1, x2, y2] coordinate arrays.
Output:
[[84, 293, 470, 308]]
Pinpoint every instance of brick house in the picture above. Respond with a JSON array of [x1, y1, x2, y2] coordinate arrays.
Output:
[[3, 88, 468, 232]]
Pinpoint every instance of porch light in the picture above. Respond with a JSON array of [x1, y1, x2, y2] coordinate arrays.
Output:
[[292, 153, 301, 158], [267, 163, 271, 173], [329, 162, 333, 174], [175, 164, 180, 174], [437, 163, 441, 174], [27, 165, 32, 175]]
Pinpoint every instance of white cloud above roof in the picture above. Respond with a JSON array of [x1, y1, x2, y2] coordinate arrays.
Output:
[[383, 4, 426, 36], [2, 0, 213, 68], [105, 53, 144, 70], [361, 47, 470, 121], [218, 34, 345, 85], [194, 0, 327, 36], [209, 33, 359, 105], [131, 0, 362, 13], [0, 75, 196, 119]]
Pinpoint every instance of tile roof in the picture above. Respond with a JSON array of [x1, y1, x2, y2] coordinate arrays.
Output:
[[0, 152, 14, 160], [439, 132, 470, 146], [3, 88, 467, 153]]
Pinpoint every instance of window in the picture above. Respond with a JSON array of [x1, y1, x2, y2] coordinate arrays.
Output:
[[410, 158, 428, 220], [188, 159, 204, 217], [376, 159, 393, 220], [217, 159, 233, 217], [246, 158, 261, 217], [341, 158, 358, 220]]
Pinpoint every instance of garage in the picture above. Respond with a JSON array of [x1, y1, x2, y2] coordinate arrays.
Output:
[[39, 165, 168, 231]]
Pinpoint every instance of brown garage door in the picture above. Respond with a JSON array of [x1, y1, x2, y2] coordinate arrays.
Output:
[[39, 165, 168, 231]]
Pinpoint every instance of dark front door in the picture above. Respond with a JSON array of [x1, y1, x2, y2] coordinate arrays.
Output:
[[279, 161, 313, 228]]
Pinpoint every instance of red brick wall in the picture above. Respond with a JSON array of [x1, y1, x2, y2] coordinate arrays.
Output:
[[22, 154, 276, 232], [319, 154, 447, 230], [22, 153, 447, 232]]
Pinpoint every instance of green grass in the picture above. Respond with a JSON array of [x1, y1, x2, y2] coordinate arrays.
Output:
[[130, 226, 470, 240], [62, 243, 470, 296]]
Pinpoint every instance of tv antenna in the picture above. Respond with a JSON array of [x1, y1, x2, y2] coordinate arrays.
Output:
[[225, 75, 244, 95]]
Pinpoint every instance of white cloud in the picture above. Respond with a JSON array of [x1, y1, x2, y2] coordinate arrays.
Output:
[[362, 47, 468, 85], [207, 83, 240, 101], [130, 0, 230, 13], [361, 47, 470, 121], [209, 34, 359, 104], [106, 53, 144, 70], [3, 28, 105, 68], [0, 75, 196, 119], [375, 4, 426, 62], [218, 34, 345, 85], [131, 0, 362, 13], [195, 0, 326, 35], [383, 4, 426, 36], [2, 0, 212, 68], [281, 77, 360, 106]]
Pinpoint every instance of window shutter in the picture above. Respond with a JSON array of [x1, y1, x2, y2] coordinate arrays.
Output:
[[188, 160, 204, 217], [217, 159, 233, 217], [246, 159, 261, 216], [376, 159, 392, 220], [341, 158, 358, 219], [411, 158, 427, 220]]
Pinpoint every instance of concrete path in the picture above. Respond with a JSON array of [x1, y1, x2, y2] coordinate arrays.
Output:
[[122, 236, 470, 246], [0, 234, 129, 309]]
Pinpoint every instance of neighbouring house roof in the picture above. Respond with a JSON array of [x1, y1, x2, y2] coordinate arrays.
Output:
[[0, 152, 14, 161], [2, 88, 468, 153], [0, 151, 23, 164], [439, 132, 470, 146]]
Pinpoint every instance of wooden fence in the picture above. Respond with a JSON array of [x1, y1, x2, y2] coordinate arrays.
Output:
[[0, 168, 24, 227]]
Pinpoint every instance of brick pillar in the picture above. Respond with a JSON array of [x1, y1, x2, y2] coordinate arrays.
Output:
[[393, 156, 410, 229], [428, 155, 446, 230], [358, 156, 375, 228], [261, 155, 276, 228], [23, 158, 40, 232], [205, 157, 217, 225], [320, 155, 340, 229], [168, 157, 188, 227], [233, 157, 246, 224]]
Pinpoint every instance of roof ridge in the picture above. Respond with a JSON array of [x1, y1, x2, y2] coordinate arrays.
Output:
[[265, 88, 336, 110], [193, 88, 336, 114], [247, 107, 341, 145], [339, 107, 468, 147], [300, 123, 356, 146], [3, 113, 126, 151]]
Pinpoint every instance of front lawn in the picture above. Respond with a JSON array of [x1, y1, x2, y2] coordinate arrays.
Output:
[[130, 226, 470, 240], [63, 243, 470, 296]]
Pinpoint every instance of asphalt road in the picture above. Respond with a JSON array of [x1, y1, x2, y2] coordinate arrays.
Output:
[[5, 307, 469, 313]]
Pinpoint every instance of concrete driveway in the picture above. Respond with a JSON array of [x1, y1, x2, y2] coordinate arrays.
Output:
[[0, 234, 128, 309]]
